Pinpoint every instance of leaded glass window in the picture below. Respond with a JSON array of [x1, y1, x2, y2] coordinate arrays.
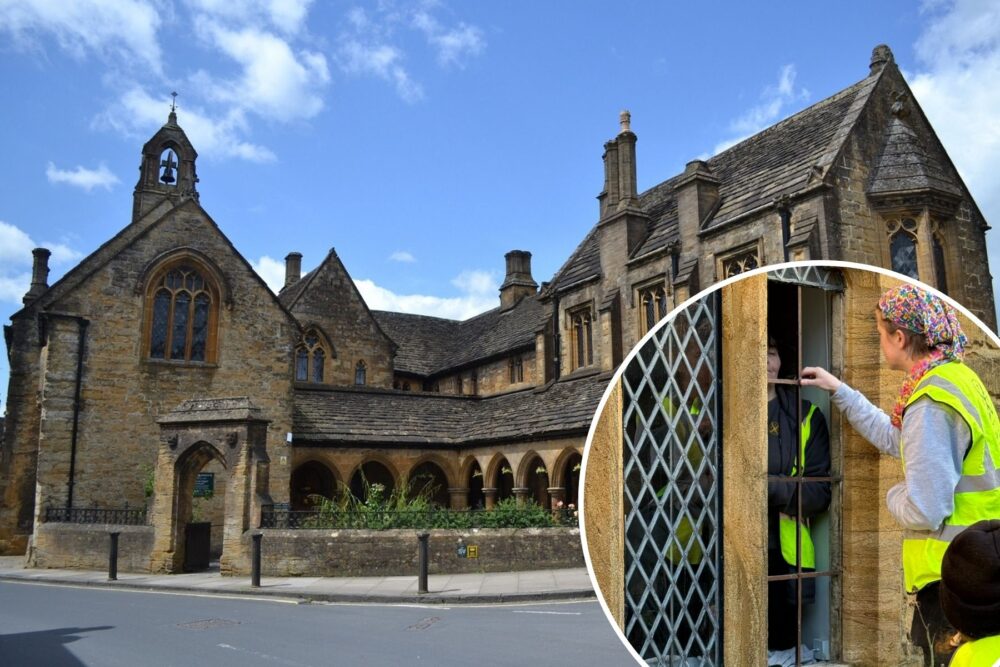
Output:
[[295, 330, 327, 383], [722, 250, 759, 278], [570, 307, 594, 369], [148, 265, 215, 362], [887, 218, 919, 280], [932, 233, 948, 294], [639, 283, 669, 335], [623, 292, 721, 664]]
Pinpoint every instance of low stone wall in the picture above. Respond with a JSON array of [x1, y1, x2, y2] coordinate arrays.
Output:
[[247, 527, 584, 577], [28, 523, 154, 572]]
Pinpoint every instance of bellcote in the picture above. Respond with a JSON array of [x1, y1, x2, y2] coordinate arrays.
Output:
[[133, 104, 200, 222]]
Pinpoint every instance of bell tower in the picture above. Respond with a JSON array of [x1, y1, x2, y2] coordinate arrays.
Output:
[[133, 93, 199, 222]]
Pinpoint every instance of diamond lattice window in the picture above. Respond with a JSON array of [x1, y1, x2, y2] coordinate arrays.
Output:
[[622, 292, 721, 664]]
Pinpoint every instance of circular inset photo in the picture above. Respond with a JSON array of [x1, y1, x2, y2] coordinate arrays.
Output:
[[580, 261, 1000, 666]]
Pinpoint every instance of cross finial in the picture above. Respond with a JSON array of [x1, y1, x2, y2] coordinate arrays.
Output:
[[170, 91, 178, 113]]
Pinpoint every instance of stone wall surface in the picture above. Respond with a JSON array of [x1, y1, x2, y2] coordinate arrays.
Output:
[[28, 523, 154, 572], [245, 527, 584, 577]]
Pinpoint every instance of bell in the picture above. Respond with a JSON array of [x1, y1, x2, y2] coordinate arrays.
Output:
[[160, 150, 177, 184]]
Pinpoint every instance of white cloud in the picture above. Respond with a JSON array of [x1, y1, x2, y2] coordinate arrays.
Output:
[[96, 87, 276, 162], [45, 162, 120, 192], [389, 250, 416, 263], [251, 255, 286, 293], [412, 10, 485, 67], [354, 269, 498, 320], [337, 39, 423, 102], [184, 0, 313, 34], [0, 0, 163, 71], [195, 19, 330, 121], [0, 220, 84, 305], [710, 64, 810, 155]]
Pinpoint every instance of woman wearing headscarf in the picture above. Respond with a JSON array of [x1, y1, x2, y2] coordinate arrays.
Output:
[[801, 283, 1000, 667]]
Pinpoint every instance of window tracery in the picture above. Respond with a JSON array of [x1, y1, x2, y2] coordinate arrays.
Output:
[[568, 306, 594, 370], [886, 218, 919, 280], [295, 330, 326, 383], [145, 261, 218, 363]]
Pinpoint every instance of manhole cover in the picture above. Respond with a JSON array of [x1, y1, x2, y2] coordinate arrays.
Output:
[[406, 616, 441, 631], [177, 618, 241, 630]]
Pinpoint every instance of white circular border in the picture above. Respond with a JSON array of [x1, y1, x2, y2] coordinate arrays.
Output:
[[578, 259, 1000, 665]]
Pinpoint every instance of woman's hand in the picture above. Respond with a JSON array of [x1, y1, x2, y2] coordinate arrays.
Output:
[[800, 366, 842, 393]]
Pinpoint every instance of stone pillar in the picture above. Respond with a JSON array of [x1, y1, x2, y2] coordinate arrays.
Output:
[[482, 488, 497, 510], [448, 487, 469, 510], [512, 487, 530, 506], [547, 487, 566, 511]]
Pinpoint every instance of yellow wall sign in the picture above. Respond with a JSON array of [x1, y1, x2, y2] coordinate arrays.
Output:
[[467, 545, 479, 559]]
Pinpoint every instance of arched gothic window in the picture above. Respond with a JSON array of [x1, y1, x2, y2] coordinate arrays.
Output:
[[295, 330, 326, 383], [638, 283, 668, 335], [146, 261, 219, 362], [932, 231, 948, 294], [569, 307, 594, 370], [887, 218, 919, 280], [355, 360, 367, 386]]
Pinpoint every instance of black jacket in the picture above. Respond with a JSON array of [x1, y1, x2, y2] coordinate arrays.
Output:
[[767, 386, 831, 551]]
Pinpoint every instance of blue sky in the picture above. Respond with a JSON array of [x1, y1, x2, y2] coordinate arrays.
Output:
[[1, 1, 999, 411]]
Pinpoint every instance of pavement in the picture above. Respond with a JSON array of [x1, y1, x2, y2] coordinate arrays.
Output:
[[0, 556, 595, 604]]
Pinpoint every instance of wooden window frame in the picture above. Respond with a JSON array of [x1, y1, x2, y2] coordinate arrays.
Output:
[[142, 257, 221, 364]]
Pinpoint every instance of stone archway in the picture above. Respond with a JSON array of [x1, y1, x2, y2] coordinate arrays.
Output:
[[291, 461, 337, 510], [349, 460, 397, 502], [149, 398, 270, 574], [407, 461, 450, 507]]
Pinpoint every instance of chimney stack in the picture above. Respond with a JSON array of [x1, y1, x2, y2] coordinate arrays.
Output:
[[284, 252, 302, 288], [599, 110, 639, 219], [23, 247, 51, 304], [499, 250, 538, 310], [674, 160, 720, 250]]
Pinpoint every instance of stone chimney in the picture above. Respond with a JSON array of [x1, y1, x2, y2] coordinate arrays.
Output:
[[284, 252, 302, 288], [674, 160, 720, 251], [23, 247, 51, 304], [598, 110, 639, 219], [869, 44, 894, 75], [499, 250, 538, 310]]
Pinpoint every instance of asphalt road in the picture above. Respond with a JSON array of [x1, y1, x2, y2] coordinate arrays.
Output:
[[0, 581, 636, 666]]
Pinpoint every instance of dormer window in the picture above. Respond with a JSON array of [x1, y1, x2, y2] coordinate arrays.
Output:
[[568, 306, 594, 370]]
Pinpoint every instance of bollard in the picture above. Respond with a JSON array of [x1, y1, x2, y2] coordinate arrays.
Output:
[[417, 532, 430, 594], [108, 531, 120, 581], [251, 533, 262, 588]]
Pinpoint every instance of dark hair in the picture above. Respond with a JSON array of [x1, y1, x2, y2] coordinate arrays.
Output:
[[876, 309, 931, 358]]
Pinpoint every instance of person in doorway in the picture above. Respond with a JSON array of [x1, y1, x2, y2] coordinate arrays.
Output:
[[767, 336, 831, 664], [939, 519, 1000, 666], [801, 283, 1000, 667]]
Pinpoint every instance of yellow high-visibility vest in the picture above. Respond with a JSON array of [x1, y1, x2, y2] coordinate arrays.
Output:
[[948, 634, 1000, 667], [779, 404, 818, 569], [654, 396, 705, 565], [900, 362, 1000, 592]]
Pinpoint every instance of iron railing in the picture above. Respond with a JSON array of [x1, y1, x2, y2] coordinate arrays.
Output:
[[44, 507, 148, 526], [260, 507, 578, 530]]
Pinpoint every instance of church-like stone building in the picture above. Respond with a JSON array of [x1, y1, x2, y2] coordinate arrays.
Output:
[[0, 45, 993, 574]]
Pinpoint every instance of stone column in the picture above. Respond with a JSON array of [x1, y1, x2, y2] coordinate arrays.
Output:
[[547, 487, 566, 511], [448, 487, 469, 510], [915, 208, 935, 286], [482, 488, 497, 510], [512, 487, 530, 506]]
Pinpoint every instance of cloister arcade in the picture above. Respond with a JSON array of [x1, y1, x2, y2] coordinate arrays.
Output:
[[289, 445, 583, 512]]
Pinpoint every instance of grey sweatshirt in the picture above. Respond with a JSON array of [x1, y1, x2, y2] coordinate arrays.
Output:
[[831, 383, 970, 531]]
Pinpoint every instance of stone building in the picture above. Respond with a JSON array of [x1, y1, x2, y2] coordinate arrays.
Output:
[[0, 45, 993, 575]]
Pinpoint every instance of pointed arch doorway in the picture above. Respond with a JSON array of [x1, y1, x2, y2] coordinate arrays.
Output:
[[149, 398, 271, 574]]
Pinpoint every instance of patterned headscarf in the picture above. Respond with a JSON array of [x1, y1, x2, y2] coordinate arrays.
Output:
[[878, 284, 967, 428]]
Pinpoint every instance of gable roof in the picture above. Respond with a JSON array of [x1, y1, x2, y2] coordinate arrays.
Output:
[[278, 248, 396, 349], [373, 294, 547, 377], [293, 371, 608, 446], [544, 68, 884, 294]]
